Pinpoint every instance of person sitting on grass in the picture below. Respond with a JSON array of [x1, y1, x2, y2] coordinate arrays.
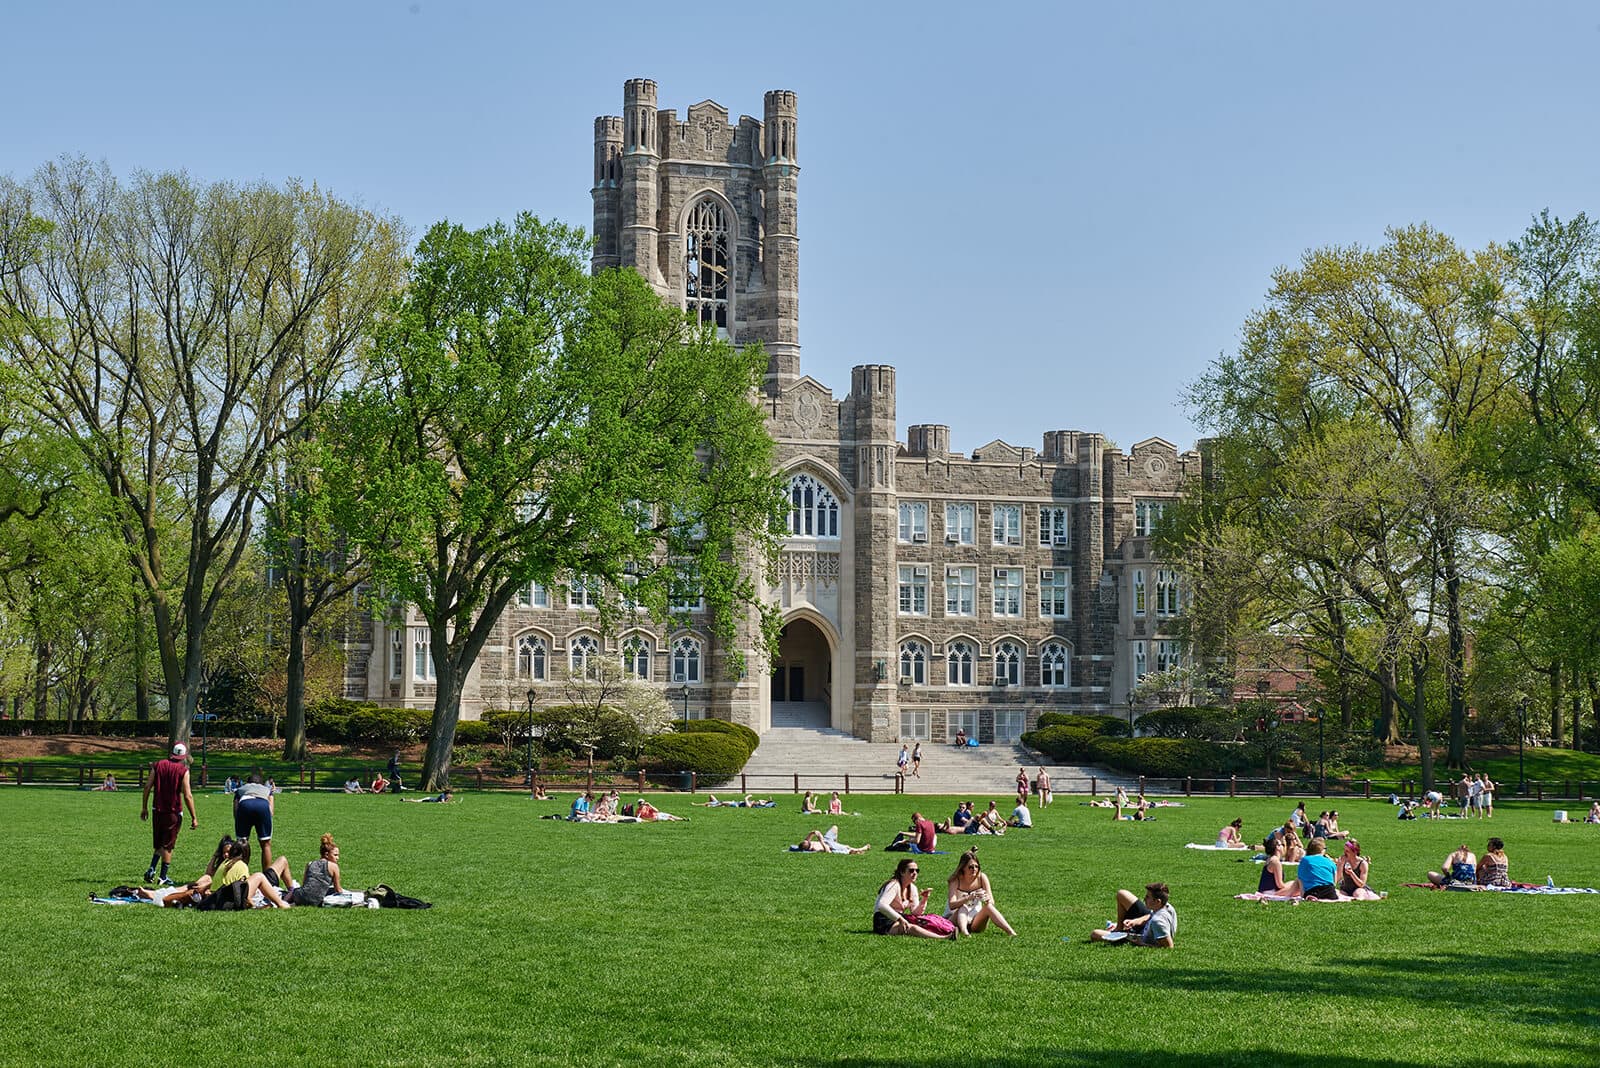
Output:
[[794, 826, 871, 854], [1009, 799, 1032, 829], [873, 858, 947, 938], [570, 792, 593, 819], [1291, 801, 1309, 832], [1268, 821, 1305, 863], [531, 784, 550, 801], [944, 849, 1017, 937], [1323, 810, 1350, 840], [1131, 794, 1152, 821], [800, 790, 821, 814], [1397, 800, 1419, 821], [1216, 818, 1248, 849], [1476, 837, 1511, 888], [1336, 838, 1383, 899], [403, 789, 454, 803], [343, 778, 364, 794], [887, 811, 938, 853], [370, 773, 389, 795], [271, 833, 343, 906], [936, 801, 973, 834], [1586, 802, 1600, 824], [1428, 843, 1478, 887], [93, 774, 118, 792], [1089, 882, 1176, 947], [1257, 833, 1291, 895], [1287, 837, 1339, 900], [142, 838, 290, 909], [975, 801, 1007, 835], [827, 791, 843, 815]]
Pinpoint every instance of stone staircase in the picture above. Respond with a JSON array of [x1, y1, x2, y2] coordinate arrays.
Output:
[[739, 719, 1136, 797]]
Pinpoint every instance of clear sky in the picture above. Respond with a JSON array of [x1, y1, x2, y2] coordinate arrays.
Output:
[[10, 1, 1600, 454]]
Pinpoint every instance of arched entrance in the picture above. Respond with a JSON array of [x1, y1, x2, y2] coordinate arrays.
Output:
[[771, 617, 831, 728]]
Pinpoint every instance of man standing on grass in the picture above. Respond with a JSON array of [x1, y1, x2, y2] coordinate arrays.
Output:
[[141, 743, 197, 885]]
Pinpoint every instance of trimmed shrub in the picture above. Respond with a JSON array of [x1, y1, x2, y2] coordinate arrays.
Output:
[[671, 717, 759, 755], [1020, 725, 1098, 762], [1035, 712, 1129, 737], [452, 720, 498, 746], [1134, 706, 1235, 741], [1088, 735, 1222, 778], [344, 706, 431, 744], [643, 732, 750, 785]]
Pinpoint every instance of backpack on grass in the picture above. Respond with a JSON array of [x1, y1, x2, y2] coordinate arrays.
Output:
[[366, 884, 432, 909]]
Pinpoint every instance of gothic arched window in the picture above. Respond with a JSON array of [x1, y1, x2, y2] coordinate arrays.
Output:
[[685, 198, 730, 330], [671, 636, 702, 684], [899, 640, 928, 685], [994, 641, 1022, 687], [785, 474, 839, 538], [569, 634, 600, 675], [622, 636, 652, 681], [517, 634, 547, 681], [1041, 641, 1070, 688], [947, 641, 974, 686]]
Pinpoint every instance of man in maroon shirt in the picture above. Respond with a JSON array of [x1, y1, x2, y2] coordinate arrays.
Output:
[[141, 743, 197, 885], [887, 811, 938, 854]]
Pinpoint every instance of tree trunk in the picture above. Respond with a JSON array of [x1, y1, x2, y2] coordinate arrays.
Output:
[[281, 613, 310, 761], [1443, 563, 1468, 769], [1413, 652, 1434, 793], [1551, 661, 1566, 748], [420, 660, 465, 791], [132, 575, 151, 722], [1374, 657, 1402, 744], [32, 638, 50, 721], [1586, 673, 1598, 754]]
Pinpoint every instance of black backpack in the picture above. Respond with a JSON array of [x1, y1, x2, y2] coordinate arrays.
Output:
[[366, 883, 432, 909], [199, 880, 250, 911]]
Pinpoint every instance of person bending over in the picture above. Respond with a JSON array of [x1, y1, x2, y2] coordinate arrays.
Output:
[[944, 849, 1016, 937], [234, 770, 277, 867], [1090, 882, 1177, 947], [1428, 843, 1478, 887], [795, 826, 870, 854], [1216, 819, 1248, 849], [872, 859, 946, 938]]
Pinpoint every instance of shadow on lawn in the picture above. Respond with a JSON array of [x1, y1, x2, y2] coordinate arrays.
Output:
[[837, 1055, 1433, 1068], [1142, 948, 1600, 1038]]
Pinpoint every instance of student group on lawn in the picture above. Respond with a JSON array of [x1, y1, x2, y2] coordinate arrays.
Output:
[[105, 744, 1599, 922]]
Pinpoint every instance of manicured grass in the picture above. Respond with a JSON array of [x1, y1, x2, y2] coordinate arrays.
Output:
[[3, 787, 1598, 1066]]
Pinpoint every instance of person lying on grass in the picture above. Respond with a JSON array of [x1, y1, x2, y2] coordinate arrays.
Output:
[[944, 849, 1016, 937], [402, 789, 454, 803], [140, 838, 290, 909], [694, 794, 774, 808], [1089, 882, 1176, 947], [1216, 819, 1249, 849], [793, 826, 870, 854], [1428, 844, 1477, 887], [1476, 837, 1511, 888], [633, 798, 684, 821], [873, 858, 949, 938]]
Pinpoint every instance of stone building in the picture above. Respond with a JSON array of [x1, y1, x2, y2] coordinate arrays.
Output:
[[344, 79, 1197, 744]]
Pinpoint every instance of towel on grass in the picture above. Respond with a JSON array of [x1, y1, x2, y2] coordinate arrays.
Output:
[[1401, 882, 1600, 895], [1235, 890, 1384, 903], [1186, 843, 1250, 851]]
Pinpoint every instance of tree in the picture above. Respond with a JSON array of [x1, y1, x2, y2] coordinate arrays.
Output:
[[326, 215, 782, 790], [0, 159, 404, 745]]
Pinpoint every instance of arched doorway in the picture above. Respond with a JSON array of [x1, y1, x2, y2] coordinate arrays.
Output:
[[771, 617, 831, 728]]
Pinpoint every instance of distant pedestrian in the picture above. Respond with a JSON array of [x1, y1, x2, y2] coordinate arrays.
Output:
[[1036, 767, 1052, 807], [141, 743, 197, 885], [910, 743, 922, 778], [896, 745, 909, 776]]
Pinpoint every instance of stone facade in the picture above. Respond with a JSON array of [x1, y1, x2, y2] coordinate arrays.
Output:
[[344, 79, 1197, 744]]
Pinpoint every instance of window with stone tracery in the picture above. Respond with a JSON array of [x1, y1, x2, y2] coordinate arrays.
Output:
[[517, 635, 547, 681], [784, 474, 839, 538], [685, 198, 730, 330]]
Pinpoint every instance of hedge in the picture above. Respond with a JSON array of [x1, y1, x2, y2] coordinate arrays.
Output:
[[0, 718, 275, 739], [1034, 712, 1129, 737], [1088, 736, 1222, 778], [1020, 724, 1098, 762], [1134, 706, 1235, 740], [452, 720, 499, 746], [643, 732, 750, 785], [671, 718, 759, 755]]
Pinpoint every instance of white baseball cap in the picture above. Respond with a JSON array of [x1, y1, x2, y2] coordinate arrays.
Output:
[[171, 743, 188, 757]]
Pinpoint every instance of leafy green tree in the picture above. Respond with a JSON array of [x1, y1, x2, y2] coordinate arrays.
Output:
[[0, 159, 403, 745], [325, 215, 782, 790]]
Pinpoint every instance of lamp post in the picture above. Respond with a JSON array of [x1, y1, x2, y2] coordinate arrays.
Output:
[[524, 688, 536, 787], [676, 677, 691, 722], [1126, 695, 1135, 735], [1316, 707, 1325, 795], [1519, 696, 1528, 794]]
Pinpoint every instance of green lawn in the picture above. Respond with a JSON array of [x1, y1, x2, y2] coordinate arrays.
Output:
[[3, 786, 1598, 1066]]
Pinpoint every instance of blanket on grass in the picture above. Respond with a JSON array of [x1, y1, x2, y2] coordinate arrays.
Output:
[[1400, 882, 1600, 895], [1235, 890, 1385, 903], [1186, 843, 1251, 851]]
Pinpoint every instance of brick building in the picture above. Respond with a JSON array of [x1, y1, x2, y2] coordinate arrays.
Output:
[[345, 79, 1197, 743]]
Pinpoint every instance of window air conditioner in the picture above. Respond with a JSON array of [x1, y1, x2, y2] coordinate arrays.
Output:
[[1053, 536, 1069, 546], [1007, 536, 1022, 546], [913, 532, 927, 543], [946, 533, 960, 543]]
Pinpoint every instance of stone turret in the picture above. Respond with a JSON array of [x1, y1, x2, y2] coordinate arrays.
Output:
[[590, 116, 623, 272], [848, 365, 898, 740], [760, 89, 801, 391], [619, 78, 665, 290]]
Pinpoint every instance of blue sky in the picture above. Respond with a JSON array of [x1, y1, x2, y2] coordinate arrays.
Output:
[[10, 1, 1600, 454]]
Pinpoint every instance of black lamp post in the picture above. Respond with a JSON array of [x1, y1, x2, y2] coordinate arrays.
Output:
[[1126, 695, 1135, 735], [1519, 696, 1528, 794], [676, 678, 691, 722], [524, 688, 536, 787]]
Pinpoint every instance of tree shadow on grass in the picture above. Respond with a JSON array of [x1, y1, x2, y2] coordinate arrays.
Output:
[[835, 1055, 1434, 1068]]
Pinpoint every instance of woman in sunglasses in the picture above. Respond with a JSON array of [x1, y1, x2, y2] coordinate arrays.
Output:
[[944, 849, 1017, 937], [873, 858, 947, 938]]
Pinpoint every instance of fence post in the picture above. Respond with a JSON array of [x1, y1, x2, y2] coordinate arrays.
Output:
[[741, 773, 747, 793], [844, 774, 850, 795], [1566, 780, 1572, 799], [1229, 775, 1236, 798], [298, 764, 306, 788], [794, 773, 799, 795], [1536, 781, 1543, 801], [1138, 775, 1146, 796], [690, 771, 697, 793], [1276, 777, 1283, 797], [1185, 776, 1191, 797], [638, 769, 645, 792], [78, 766, 85, 788]]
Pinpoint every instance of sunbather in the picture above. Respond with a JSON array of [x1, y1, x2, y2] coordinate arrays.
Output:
[[794, 826, 870, 854]]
